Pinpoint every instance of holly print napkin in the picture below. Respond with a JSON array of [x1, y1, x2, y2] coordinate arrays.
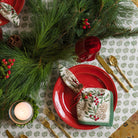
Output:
[[59, 65, 114, 126], [0, 2, 20, 26], [77, 88, 114, 126]]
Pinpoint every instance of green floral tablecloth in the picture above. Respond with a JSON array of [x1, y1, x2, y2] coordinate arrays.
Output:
[[0, 2, 138, 138]]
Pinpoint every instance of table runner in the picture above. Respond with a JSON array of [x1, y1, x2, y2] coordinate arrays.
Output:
[[0, 1, 138, 138]]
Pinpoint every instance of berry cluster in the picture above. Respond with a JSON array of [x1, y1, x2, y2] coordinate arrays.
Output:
[[94, 96, 99, 105], [0, 58, 15, 79], [82, 19, 91, 29], [89, 115, 99, 121], [84, 93, 92, 99], [83, 93, 92, 99]]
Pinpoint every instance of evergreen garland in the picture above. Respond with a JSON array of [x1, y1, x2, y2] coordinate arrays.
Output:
[[0, 0, 138, 119]]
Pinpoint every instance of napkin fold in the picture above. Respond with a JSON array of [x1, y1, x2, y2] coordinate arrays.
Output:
[[59, 64, 114, 126], [0, 2, 20, 26]]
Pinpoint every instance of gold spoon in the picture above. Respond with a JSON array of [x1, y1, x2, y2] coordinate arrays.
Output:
[[109, 55, 133, 88]]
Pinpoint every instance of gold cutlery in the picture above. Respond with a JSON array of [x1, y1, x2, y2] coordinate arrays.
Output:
[[6, 130, 14, 138], [96, 54, 129, 92], [109, 55, 133, 88], [20, 134, 28, 138], [39, 117, 59, 138], [43, 108, 71, 138]]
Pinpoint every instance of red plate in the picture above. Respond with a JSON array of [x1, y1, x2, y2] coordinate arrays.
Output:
[[0, 0, 25, 26], [53, 64, 117, 130]]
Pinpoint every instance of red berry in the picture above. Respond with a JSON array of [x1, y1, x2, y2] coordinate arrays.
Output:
[[7, 65, 11, 69], [84, 95, 88, 99], [100, 93, 103, 95], [97, 101, 99, 103], [12, 59, 15, 62], [89, 93, 92, 97], [96, 98, 98, 100], [5, 75, 9, 79], [82, 25, 86, 29], [7, 70, 11, 75], [94, 100, 96, 102], [95, 103, 98, 105], [85, 19, 88, 22], [2, 59, 6, 62], [89, 115, 92, 118], [8, 59, 12, 62], [97, 117, 99, 120], [85, 22, 90, 26], [4, 61, 8, 65], [94, 116, 96, 118], [88, 26, 91, 29], [95, 118, 97, 121], [11, 63, 14, 66]]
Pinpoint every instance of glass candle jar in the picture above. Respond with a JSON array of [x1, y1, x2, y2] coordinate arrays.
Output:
[[9, 100, 33, 125]]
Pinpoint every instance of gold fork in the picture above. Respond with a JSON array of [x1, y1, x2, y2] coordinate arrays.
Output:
[[39, 117, 59, 138], [43, 108, 72, 138]]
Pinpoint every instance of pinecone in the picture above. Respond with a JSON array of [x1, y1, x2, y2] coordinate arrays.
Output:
[[7, 35, 22, 48]]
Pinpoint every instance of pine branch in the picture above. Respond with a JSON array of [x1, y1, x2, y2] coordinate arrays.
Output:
[[0, 0, 138, 119], [0, 44, 53, 108]]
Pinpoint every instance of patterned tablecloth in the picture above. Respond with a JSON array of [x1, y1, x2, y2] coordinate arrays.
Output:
[[0, 1, 138, 138]]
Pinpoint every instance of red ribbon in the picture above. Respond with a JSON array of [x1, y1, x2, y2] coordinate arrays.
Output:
[[70, 87, 84, 108]]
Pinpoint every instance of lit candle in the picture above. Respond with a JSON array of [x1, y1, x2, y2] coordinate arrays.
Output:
[[14, 102, 33, 121]]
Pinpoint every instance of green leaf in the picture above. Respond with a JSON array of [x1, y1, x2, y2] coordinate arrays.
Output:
[[88, 107, 92, 110], [0, 89, 2, 97], [97, 103, 99, 109], [88, 110, 94, 113], [94, 106, 96, 114], [105, 100, 109, 102], [85, 111, 88, 115], [98, 96, 103, 99], [100, 99, 103, 104], [76, 29, 83, 37], [104, 93, 109, 100]]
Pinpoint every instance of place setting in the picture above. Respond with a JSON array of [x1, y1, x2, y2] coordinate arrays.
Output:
[[0, 0, 138, 138]]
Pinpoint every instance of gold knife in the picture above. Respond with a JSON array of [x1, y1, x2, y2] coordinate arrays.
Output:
[[96, 54, 129, 92], [20, 134, 28, 138], [6, 130, 14, 138]]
